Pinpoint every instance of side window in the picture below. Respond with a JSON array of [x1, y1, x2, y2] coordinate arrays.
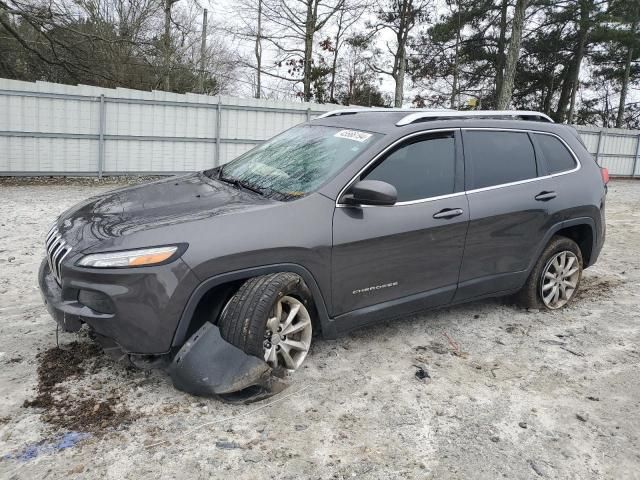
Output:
[[464, 131, 537, 189], [534, 133, 577, 174], [363, 132, 456, 202]]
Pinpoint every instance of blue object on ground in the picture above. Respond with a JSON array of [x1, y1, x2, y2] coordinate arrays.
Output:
[[2, 431, 90, 462]]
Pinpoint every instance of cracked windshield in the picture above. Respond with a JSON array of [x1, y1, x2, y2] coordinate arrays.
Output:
[[214, 125, 381, 199]]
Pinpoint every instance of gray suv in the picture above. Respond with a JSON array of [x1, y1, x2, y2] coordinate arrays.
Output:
[[38, 110, 607, 394]]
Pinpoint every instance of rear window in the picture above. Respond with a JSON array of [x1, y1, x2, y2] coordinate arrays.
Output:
[[464, 131, 537, 189], [534, 133, 577, 174]]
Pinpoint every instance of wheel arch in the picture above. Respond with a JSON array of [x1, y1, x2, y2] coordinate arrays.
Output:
[[554, 223, 594, 266], [533, 217, 597, 272], [171, 264, 334, 349]]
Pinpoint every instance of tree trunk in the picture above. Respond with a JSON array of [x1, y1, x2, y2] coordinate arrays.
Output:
[[616, 43, 634, 128], [554, 62, 574, 121], [391, 0, 411, 108], [347, 74, 354, 105], [255, 0, 262, 99], [450, 57, 458, 109], [496, 0, 528, 109], [451, 14, 460, 109], [394, 46, 405, 107], [329, 10, 344, 103], [567, 80, 579, 124], [542, 72, 554, 114], [495, 0, 509, 98], [329, 45, 339, 102], [329, 15, 342, 103], [163, 0, 173, 91], [567, 3, 590, 124], [198, 9, 207, 94], [303, 0, 315, 102], [602, 86, 611, 127]]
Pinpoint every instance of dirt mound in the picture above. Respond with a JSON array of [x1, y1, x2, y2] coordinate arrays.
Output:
[[23, 342, 134, 433], [31, 341, 101, 389], [574, 275, 624, 302]]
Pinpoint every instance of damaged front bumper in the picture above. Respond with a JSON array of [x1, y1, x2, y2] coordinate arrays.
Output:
[[37, 256, 199, 354], [38, 258, 286, 401], [38, 258, 102, 333], [169, 321, 287, 402]]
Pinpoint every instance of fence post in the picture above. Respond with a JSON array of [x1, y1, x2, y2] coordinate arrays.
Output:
[[633, 134, 640, 179], [215, 99, 222, 167], [594, 130, 603, 166], [98, 94, 105, 178], [306, 107, 311, 122]]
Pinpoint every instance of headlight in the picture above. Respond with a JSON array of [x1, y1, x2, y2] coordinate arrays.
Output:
[[77, 246, 180, 268]]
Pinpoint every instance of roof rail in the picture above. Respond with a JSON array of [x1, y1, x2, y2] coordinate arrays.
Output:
[[396, 110, 554, 126], [316, 107, 452, 119], [315, 108, 554, 124]]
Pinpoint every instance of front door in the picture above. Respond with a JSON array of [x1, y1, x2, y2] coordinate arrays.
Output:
[[331, 130, 469, 318]]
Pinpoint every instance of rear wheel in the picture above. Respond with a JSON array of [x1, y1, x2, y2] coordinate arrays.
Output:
[[515, 236, 583, 310], [218, 273, 314, 371]]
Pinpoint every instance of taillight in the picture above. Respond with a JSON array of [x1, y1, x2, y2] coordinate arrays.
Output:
[[600, 167, 609, 184]]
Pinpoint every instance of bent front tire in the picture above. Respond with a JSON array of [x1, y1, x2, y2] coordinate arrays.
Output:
[[515, 236, 583, 310], [218, 273, 314, 371]]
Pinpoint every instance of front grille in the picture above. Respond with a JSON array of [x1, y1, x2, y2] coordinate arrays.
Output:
[[46, 225, 71, 285]]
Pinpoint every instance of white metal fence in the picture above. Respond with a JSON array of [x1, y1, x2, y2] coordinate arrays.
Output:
[[1, 78, 639, 177], [574, 125, 640, 177], [0, 79, 341, 176]]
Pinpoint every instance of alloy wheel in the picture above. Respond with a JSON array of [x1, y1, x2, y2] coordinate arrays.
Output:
[[540, 250, 580, 309], [263, 296, 312, 370]]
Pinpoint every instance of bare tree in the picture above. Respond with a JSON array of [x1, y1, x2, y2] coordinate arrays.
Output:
[[259, 0, 346, 101], [163, 0, 180, 90], [370, 0, 431, 107], [325, 0, 369, 102], [221, 0, 266, 98], [255, 0, 262, 97], [224, 0, 345, 100], [0, 0, 236, 93]]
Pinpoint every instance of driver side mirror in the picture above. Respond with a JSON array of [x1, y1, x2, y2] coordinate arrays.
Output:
[[341, 180, 397, 206]]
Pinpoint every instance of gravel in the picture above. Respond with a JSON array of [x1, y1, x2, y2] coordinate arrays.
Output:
[[1, 179, 639, 479]]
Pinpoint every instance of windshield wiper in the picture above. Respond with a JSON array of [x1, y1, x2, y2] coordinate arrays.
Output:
[[218, 170, 265, 196]]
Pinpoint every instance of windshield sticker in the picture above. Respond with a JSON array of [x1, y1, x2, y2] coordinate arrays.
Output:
[[334, 129, 373, 143]]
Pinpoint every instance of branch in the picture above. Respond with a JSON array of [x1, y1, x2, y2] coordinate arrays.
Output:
[[0, 9, 80, 80]]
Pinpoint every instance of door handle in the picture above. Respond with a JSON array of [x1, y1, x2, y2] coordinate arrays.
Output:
[[535, 191, 557, 201], [433, 208, 464, 219]]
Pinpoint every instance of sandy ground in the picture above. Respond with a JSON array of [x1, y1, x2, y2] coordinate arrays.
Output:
[[0, 179, 639, 479]]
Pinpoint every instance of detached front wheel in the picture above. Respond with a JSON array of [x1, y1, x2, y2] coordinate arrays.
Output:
[[218, 273, 314, 371], [263, 295, 313, 370]]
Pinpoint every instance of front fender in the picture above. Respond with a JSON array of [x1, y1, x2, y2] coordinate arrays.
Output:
[[171, 263, 335, 349]]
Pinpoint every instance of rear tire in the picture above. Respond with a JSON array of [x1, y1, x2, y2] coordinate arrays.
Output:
[[515, 236, 583, 310], [218, 273, 314, 371]]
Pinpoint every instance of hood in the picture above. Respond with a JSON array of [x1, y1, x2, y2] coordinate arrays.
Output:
[[56, 173, 275, 251]]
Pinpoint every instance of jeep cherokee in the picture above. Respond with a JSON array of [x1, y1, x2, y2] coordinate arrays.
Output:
[[38, 109, 608, 383]]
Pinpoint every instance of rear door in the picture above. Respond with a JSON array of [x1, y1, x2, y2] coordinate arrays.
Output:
[[455, 128, 558, 301], [331, 130, 469, 317]]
